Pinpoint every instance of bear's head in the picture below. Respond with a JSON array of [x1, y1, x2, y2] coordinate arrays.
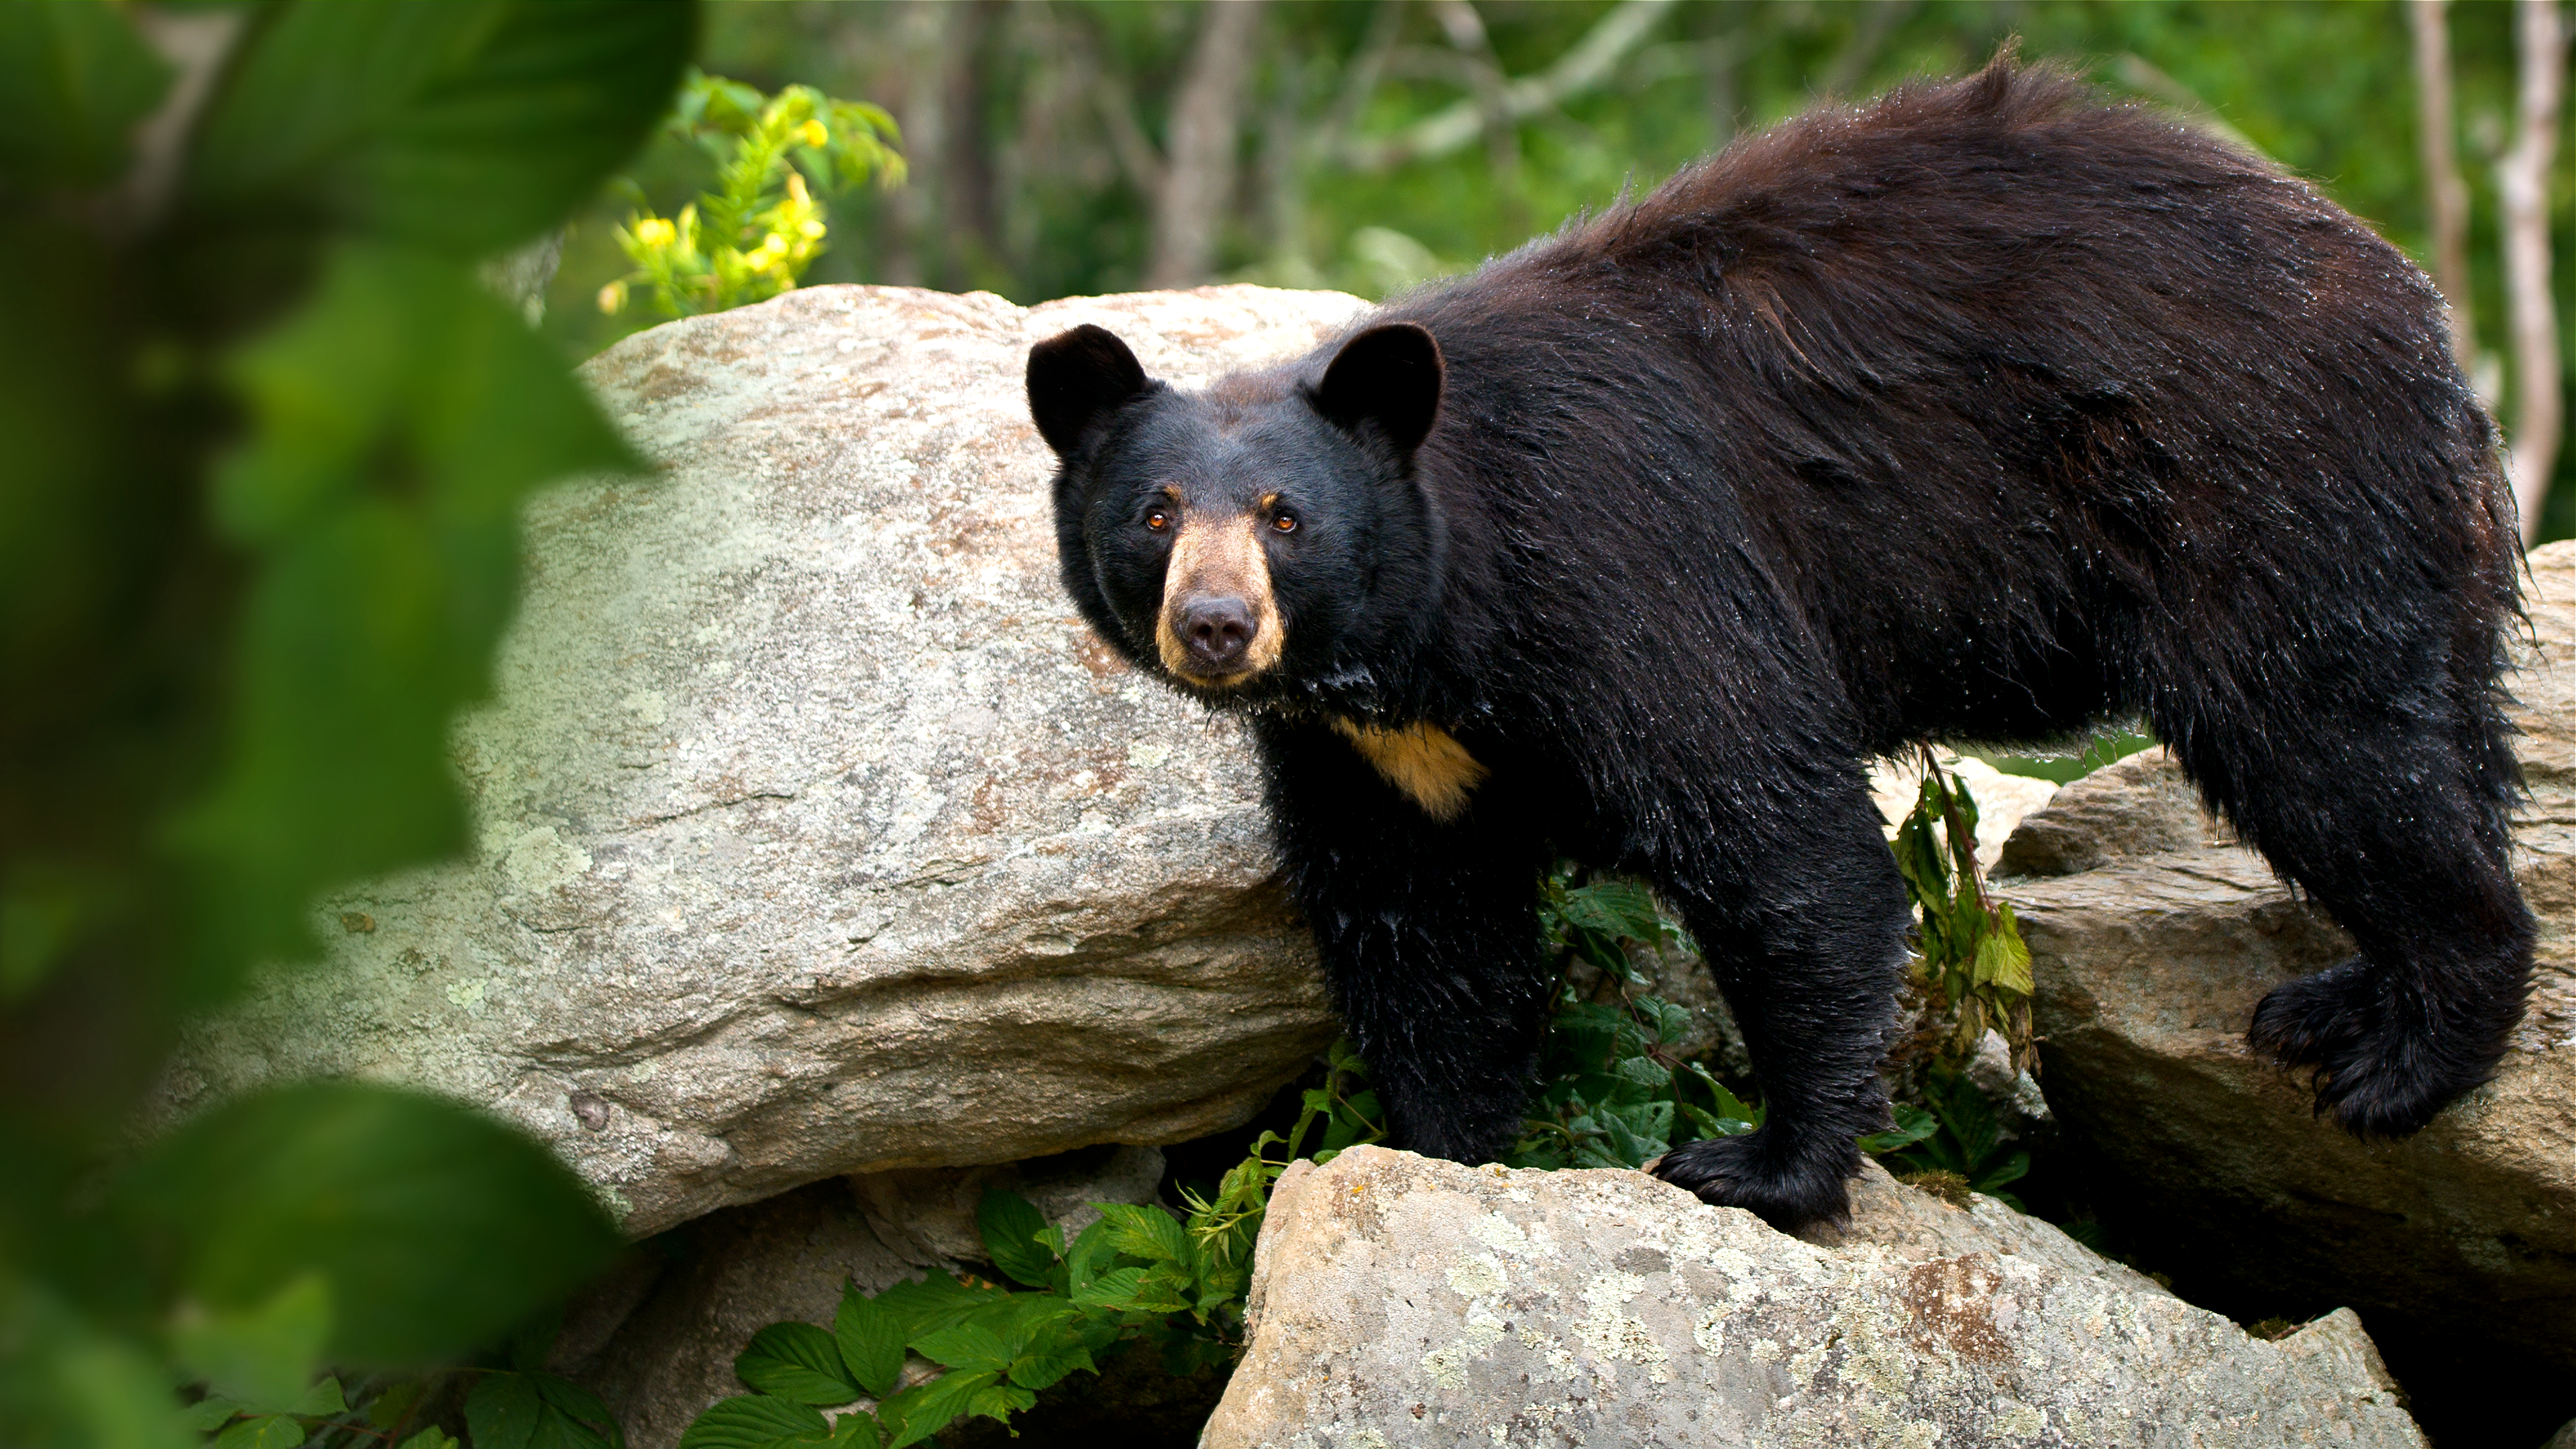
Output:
[[1027, 321, 1446, 706]]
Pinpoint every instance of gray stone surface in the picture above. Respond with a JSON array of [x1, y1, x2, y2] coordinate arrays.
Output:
[[1203, 1145, 2421, 1447], [156, 284, 1364, 1234], [2001, 539, 2576, 1393]]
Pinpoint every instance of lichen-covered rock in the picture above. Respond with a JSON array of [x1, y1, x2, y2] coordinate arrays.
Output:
[[2000, 540, 2576, 1416], [1203, 1145, 2421, 1447], [156, 285, 1365, 1234]]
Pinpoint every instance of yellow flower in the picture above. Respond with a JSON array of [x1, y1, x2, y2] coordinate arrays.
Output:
[[800, 119, 828, 148], [633, 216, 678, 249], [597, 280, 629, 315]]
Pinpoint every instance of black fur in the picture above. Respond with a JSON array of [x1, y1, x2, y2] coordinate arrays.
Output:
[[1029, 58, 2533, 1230]]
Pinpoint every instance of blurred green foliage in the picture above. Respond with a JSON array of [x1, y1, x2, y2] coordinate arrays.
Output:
[[601, 70, 902, 319], [566, 0, 2575, 537], [0, 2, 693, 1444]]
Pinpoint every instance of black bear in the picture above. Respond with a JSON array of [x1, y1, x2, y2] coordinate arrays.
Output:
[[1026, 58, 2532, 1229]]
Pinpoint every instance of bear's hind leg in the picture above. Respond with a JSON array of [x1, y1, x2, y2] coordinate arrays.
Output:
[[1648, 783, 1913, 1229], [2166, 651, 2532, 1136]]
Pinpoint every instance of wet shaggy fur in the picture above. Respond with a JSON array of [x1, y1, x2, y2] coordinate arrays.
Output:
[[1028, 58, 2534, 1230]]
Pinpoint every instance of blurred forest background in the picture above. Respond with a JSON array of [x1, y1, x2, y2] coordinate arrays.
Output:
[[549, 0, 2576, 540]]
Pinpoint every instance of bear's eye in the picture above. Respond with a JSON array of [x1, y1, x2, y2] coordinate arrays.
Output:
[[1144, 508, 1171, 532], [1271, 511, 1298, 534]]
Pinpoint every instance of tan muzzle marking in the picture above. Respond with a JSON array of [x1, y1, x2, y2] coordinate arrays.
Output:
[[1157, 511, 1286, 687], [1332, 717, 1489, 821]]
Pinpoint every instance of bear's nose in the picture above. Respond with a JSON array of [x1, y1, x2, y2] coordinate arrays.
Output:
[[1179, 596, 1256, 671]]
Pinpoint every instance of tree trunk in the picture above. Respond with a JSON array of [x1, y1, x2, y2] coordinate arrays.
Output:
[[1146, 0, 1266, 290], [2502, 0, 2567, 540], [2413, 0, 2477, 369], [938, 0, 1004, 290]]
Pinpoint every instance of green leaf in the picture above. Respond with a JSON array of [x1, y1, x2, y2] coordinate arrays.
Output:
[[674, 1395, 830, 1449], [1060, 1219, 1112, 1292], [833, 1283, 907, 1400], [824, 1413, 882, 1449], [0, 0, 172, 188], [877, 1371, 996, 1449], [867, 1272, 1004, 1344], [1068, 1267, 1146, 1311], [1985, 902, 2034, 995], [214, 1415, 309, 1449], [531, 1371, 625, 1447], [908, 1320, 1010, 1375], [1974, 1150, 2033, 1196], [292, 1376, 347, 1416], [175, 241, 639, 986], [184, 1396, 248, 1432], [1094, 1204, 1189, 1269], [189, 0, 696, 253], [962, 1382, 1036, 1426], [172, 1274, 333, 1412], [396, 1430, 461, 1449], [368, 1381, 427, 1429], [1859, 1102, 1941, 1155], [736, 1323, 860, 1405], [108, 1081, 621, 1367], [973, 1190, 1055, 1290], [466, 1374, 544, 1449], [1004, 1343, 1097, 1393]]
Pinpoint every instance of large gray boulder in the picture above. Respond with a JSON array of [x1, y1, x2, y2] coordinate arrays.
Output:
[[1203, 1145, 2421, 1447], [2000, 539, 2576, 1434], [157, 285, 1362, 1234]]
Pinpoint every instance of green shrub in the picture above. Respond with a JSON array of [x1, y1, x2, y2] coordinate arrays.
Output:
[[1, 3, 694, 1443]]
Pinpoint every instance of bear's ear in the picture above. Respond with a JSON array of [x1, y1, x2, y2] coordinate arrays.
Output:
[[1028, 325, 1151, 458], [1313, 323, 1444, 453]]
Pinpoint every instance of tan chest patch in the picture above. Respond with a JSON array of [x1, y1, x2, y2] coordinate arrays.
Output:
[[1330, 717, 1489, 822]]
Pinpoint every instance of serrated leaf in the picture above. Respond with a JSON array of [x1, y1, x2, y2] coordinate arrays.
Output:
[[292, 1376, 347, 1416], [1061, 1217, 1112, 1293], [736, 1322, 860, 1405], [368, 1381, 427, 1428], [973, 1189, 1055, 1289], [1005, 1342, 1097, 1393], [1095, 1204, 1189, 1268], [185, 1396, 248, 1432], [833, 1282, 906, 1399], [867, 1271, 1004, 1343], [877, 1371, 996, 1449], [465, 1373, 544, 1449], [674, 1395, 830, 1449], [1069, 1266, 1146, 1310], [1974, 1150, 2032, 1195], [1859, 1102, 1941, 1155], [908, 1322, 1010, 1375], [963, 1382, 1036, 1425], [824, 1413, 882, 1449], [531, 1373, 623, 1449]]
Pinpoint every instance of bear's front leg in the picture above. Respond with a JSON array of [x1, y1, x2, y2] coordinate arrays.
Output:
[[1648, 782, 1913, 1230], [1257, 717, 1555, 1164]]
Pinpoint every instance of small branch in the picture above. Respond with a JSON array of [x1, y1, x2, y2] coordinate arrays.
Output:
[[2412, 0, 2479, 368], [2502, 0, 2567, 540], [1337, 0, 1679, 172]]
